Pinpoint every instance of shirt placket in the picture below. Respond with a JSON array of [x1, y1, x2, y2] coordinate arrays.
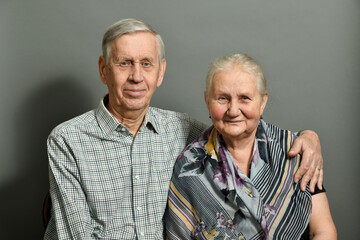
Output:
[[131, 131, 150, 239]]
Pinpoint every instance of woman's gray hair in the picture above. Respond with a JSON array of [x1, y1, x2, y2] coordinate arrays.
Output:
[[102, 18, 165, 65], [205, 52, 268, 97]]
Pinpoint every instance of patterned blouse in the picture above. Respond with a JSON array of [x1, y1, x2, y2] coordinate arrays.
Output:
[[165, 119, 312, 240]]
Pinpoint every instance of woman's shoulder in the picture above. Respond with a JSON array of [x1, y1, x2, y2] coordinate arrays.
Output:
[[176, 126, 212, 159], [257, 119, 300, 160], [259, 119, 297, 143], [172, 126, 214, 175]]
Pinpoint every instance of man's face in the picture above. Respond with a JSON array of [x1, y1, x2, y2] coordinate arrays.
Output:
[[99, 31, 166, 116]]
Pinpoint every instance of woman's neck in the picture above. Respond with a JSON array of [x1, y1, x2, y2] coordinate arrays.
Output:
[[223, 132, 256, 176]]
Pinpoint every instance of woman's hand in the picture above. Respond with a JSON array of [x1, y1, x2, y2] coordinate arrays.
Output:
[[288, 130, 323, 193]]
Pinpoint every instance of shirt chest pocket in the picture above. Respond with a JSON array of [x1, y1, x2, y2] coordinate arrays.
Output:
[[151, 158, 174, 191], [147, 158, 174, 213]]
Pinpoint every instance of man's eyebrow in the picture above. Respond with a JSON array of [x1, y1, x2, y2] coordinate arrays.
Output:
[[140, 56, 156, 62], [113, 56, 157, 64], [113, 56, 132, 62]]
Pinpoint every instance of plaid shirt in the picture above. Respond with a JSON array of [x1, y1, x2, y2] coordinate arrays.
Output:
[[44, 96, 206, 240]]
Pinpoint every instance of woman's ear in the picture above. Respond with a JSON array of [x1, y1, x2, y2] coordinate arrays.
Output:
[[204, 91, 209, 106], [260, 93, 268, 115]]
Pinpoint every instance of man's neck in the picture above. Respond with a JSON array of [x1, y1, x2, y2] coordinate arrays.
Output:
[[107, 104, 149, 137]]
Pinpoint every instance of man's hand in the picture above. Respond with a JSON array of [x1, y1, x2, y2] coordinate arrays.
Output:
[[288, 130, 323, 193]]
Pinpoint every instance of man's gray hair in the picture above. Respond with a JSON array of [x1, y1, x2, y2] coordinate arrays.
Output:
[[102, 18, 165, 65], [205, 52, 268, 97]]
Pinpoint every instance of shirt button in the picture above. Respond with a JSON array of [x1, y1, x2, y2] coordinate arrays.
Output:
[[245, 188, 254, 198], [120, 127, 126, 132], [135, 175, 140, 180], [140, 232, 145, 236], [137, 206, 142, 211]]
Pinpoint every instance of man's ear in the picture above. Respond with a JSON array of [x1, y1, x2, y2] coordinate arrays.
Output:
[[98, 56, 107, 84], [156, 58, 167, 87]]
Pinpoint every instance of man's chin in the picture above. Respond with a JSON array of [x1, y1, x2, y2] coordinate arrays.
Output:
[[124, 101, 150, 112]]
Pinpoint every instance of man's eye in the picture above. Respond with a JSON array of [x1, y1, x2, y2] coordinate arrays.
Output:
[[120, 61, 129, 66], [218, 97, 228, 102], [142, 62, 151, 67]]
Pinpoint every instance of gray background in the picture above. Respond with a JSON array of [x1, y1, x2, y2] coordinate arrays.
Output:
[[1, 0, 359, 239]]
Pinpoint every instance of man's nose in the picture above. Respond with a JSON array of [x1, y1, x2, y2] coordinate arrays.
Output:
[[129, 63, 144, 82]]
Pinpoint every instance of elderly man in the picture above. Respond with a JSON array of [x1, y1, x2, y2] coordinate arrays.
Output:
[[44, 19, 323, 239]]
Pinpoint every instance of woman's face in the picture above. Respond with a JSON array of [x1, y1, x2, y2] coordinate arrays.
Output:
[[205, 66, 268, 142]]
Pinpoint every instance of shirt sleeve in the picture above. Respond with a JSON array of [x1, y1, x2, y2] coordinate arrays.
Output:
[[186, 117, 208, 145], [44, 132, 95, 239]]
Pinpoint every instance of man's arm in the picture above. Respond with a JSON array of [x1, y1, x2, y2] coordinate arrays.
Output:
[[289, 130, 323, 193], [45, 133, 94, 239]]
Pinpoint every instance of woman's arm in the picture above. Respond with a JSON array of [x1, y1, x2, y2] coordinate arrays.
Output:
[[308, 192, 337, 240]]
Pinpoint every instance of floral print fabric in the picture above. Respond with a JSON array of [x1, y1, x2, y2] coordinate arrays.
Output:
[[165, 120, 312, 240]]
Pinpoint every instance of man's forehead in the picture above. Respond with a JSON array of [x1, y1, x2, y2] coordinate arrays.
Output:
[[112, 31, 157, 48], [111, 51, 158, 61], [110, 32, 159, 59]]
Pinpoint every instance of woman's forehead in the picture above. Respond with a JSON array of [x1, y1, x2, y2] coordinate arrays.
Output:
[[212, 70, 258, 92]]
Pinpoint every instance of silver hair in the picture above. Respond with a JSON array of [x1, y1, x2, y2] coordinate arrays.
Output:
[[205, 52, 268, 97], [102, 18, 165, 65]]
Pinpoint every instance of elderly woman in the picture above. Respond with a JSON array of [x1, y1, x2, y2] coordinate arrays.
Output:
[[164, 53, 336, 239]]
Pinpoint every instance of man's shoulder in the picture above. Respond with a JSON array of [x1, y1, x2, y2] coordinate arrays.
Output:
[[149, 107, 205, 129], [49, 109, 97, 138], [149, 107, 207, 142], [149, 107, 191, 122]]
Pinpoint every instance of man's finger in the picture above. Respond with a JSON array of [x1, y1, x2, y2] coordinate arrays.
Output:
[[296, 147, 315, 191], [299, 154, 317, 191], [293, 148, 311, 183], [288, 137, 302, 157], [294, 167, 305, 183], [309, 167, 321, 193], [317, 168, 324, 190], [300, 168, 315, 192]]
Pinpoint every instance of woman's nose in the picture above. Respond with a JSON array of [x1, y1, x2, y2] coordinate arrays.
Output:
[[227, 101, 240, 116]]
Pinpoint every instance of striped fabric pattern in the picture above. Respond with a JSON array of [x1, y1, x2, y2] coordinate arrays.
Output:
[[165, 119, 312, 240]]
